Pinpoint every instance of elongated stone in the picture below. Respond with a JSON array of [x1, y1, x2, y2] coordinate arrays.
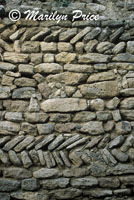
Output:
[[29, 149, 39, 165], [0, 179, 20, 192], [3, 136, 25, 151], [0, 149, 10, 165], [14, 136, 34, 152], [34, 63, 63, 74], [102, 148, 117, 165], [35, 134, 55, 150], [0, 62, 17, 71], [41, 178, 69, 189], [71, 177, 98, 188], [4, 167, 32, 179], [9, 150, 21, 166], [48, 134, 65, 151], [21, 151, 33, 168], [0, 136, 10, 147], [4, 52, 30, 64], [53, 151, 64, 166], [109, 135, 125, 149], [81, 121, 104, 135], [44, 151, 53, 168], [85, 136, 102, 149], [37, 150, 45, 166], [64, 64, 94, 73], [70, 27, 91, 44], [41, 98, 87, 112], [60, 151, 71, 167], [12, 87, 36, 99], [67, 137, 89, 150], [57, 134, 81, 150], [33, 168, 59, 178], [78, 53, 110, 64]]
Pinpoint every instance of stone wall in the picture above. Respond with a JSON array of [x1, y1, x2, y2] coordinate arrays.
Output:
[[1, 1, 134, 200]]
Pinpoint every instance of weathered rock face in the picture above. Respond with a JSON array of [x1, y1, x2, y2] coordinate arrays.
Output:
[[41, 98, 87, 112], [0, 1, 134, 199]]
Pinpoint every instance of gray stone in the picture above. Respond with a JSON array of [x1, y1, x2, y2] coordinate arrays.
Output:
[[121, 135, 134, 152], [120, 97, 134, 109], [120, 88, 134, 97], [29, 149, 39, 165], [3, 136, 25, 151], [9, 150, 21, 166], [58, 42, 73, 52], [79, 81, 119, 98], [70, 27, 91, 44], [37, 150, 45, 166], [83, 27, 101, 43], [37, 124, 54, 135], [90, 99, 105, 111], [12, 87, 36, 99], [21, 122, 37, 136], [33, 168, 59, 178], [60, 151, 71, 168], [21, 41, 40, 53], [112, 42, 126, 54], [0, 179, 20, 192], [0, 193, 10, 200], [52, 151, 64, 167], [109, 135, 125, 149], [96, 42, 114, 53], [112, 53, 134, 63], [4, 167, 32, 179], [114, 189, 131, 196], [21, 151, 33, 168], [0, 86, 11, 99], [64, 64, 94, 73], [19, 64, 34, 76], [111, 149, 128, 162], [83, 188, 112, 197], [40, 42, 57, 53], [80, 121, 104, 135], [35, 134, 55, 150], [128, 148, 134, 161], [34, 63, 63, 74], [87, 70, 116, 83], [112, 110, 121, 122], [0, 62, 17, 71], [4, 52, 29, 64], [69, 150, 83, 167], [119, 175, 134, 186], [49, 113, 71, 123], [41, 98, 87, 112], [107, 164, 134, 175], [29, 97, 40, 112], [22, 178, 40, 191], [71, 177, 98, 188], [102, 20, 123, 27], [43, 53, 54, 63], [24, 112, 48, 123], [98, 177, 120, 188], [97, 111, 112, 121], [5, 112, 23, 122], [0, 39, 13, 52], [59, 28, 77, 42], [44, 151, 54, 168], [78, 53, 110, 63], [127, 41, 134, 54], [84, 40, 98, 53], [121, 110, 134, 120], [73, 111, 96, 122], [3, 100, 29, 112], [110, 27, 124, 43], [85, 136, 102, 149], [67, 137, 89, 150], [0, 121, 20, 135], [55, 52, 76, 64], [14, 136, 34, 152], [87, 3, 105, 12], [31, 28, 51, 41], [63, 167, 90, 177], [0, 149, 10, 165], [102, 148, 117, 165], [106, 97, 120, 110], [14, 77, 36, 87], [10, 28, 26, 41], [48, 134, 65, 151], [47, 72, 87, 86], [0, 136, 10, 147], [57, 134, 81, 150], [49, 188, 82, 199], [115, 121, 131, 134], [41, 178, 69, 189]]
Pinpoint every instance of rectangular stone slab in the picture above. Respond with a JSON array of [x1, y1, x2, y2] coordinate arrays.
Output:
[[41, 98, 87, 112]]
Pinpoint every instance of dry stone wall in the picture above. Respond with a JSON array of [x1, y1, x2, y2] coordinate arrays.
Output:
[[1, 1, 134, 200]]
